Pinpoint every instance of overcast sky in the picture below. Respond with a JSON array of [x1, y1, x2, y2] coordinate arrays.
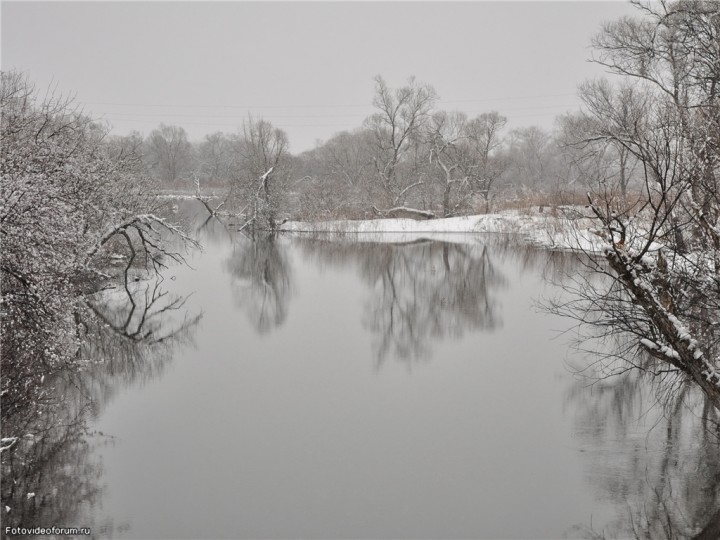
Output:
[[2, 1, 637, 153]]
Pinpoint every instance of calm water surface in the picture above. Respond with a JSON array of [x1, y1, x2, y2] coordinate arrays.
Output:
[[11, 202, 718, 539]]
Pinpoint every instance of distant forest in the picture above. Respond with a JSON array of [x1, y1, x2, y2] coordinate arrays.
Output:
[[123, 74, 639, 222]]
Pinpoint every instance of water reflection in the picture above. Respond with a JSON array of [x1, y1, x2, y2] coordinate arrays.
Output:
[[224, 236, 293, 333], [1, 280, 200, 537], [179, 200, 296, 334], [7, 202, 718, 538], [296, 238, 507, 366], [173, 198, 234, 246], [0, 405, 117, 538], [80, 280, 201, 414], [566, 364, 720, 539]]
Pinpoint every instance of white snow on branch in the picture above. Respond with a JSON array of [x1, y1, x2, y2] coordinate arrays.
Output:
[[0, 437, 18, 453], [639, 338, 681, 360], [260, 167, 274, 183]]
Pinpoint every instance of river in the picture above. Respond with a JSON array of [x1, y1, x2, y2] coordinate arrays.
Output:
[[3, 200, 718, 539]]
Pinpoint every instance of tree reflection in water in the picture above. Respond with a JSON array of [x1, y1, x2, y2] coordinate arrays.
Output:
[[535, 245, 720, 539], [174, 198, 234, 247], [566, 353, 720, 539], [20, 218, 709, 539], [1, 280, 200, 537], [219, 231, 720, 537], [295, 237, 508, 366], [224, 235, 293, 334]]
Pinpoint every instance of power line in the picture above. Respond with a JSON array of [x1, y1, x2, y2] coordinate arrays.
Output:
[[95, 102, 577, 121], [100, 110, 573, 129], [82, 91, 578, 110]]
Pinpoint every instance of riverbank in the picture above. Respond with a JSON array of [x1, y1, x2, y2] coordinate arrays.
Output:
[[278, 208, 606, 252]]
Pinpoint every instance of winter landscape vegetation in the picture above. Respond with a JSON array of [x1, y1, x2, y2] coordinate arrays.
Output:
[[1, 1, 719, 538]]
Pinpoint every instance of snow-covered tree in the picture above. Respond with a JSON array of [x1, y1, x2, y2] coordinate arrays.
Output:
[[426, 110, 471, 217], [556, 1, 720, 409], [231, 117, 290, 233], [1, 71, 196, 430], [365, 76, 437, 210], [461, 112, 509, 213]]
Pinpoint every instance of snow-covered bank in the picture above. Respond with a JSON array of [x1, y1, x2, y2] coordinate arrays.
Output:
[[279, 211, 606, 252]]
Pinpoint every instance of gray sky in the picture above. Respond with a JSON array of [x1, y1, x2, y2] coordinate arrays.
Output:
[[2, 1, 637, 153]]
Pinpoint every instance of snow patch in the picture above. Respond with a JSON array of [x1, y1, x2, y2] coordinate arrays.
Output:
[[279, 212, 607, 252]]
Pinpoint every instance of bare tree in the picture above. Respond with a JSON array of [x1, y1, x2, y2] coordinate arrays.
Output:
[[232, 117, 290, 233], [365, 75, 437, 211], [145, 123, 193, 185], [554, 1, 720, 409], [506, 126, 553, 189], [315, 129, 375, 191], [558, 86, 642, 202], [292, 129, 376, 220], [464, 112, 509, 212], [424, 110, 509, 216], [426, 110, 469, 217], [196, 131, 232, 186]]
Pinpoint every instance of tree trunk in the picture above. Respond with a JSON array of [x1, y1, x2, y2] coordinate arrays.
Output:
[[443, 183, 451, 217], [618, 147, 628, 198], [607, 252, 720, 410]]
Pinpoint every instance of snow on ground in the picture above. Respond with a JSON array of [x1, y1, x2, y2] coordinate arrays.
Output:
[[279, 210, 607, 252]]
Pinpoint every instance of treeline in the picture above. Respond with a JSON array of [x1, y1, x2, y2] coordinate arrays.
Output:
[[130, 76, 639, 223]]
